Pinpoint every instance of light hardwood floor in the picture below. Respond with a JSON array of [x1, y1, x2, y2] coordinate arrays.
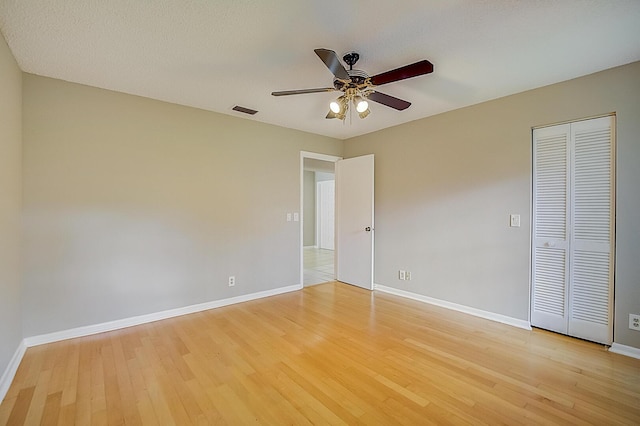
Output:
[[1, 282, 639, 425]]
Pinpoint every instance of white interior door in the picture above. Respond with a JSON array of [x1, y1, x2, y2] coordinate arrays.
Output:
[[335, 154, 374, 290]]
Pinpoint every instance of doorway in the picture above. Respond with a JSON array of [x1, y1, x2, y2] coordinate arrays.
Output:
[[301, 152, 340, 286]]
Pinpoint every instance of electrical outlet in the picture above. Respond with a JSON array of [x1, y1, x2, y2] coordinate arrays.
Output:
[[228, 276, 235, 287], [405, 271, 411, 280], [399, 270, 406, 280], [630, 314, 640, 331]]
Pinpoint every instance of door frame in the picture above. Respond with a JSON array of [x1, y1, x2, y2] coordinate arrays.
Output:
[[300, 151, 342, 286]]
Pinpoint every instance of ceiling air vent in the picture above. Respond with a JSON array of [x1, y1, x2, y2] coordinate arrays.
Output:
[[232, 105, 258, 115]]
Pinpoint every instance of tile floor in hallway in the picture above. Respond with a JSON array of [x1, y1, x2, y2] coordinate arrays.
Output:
[[303, 247, 334, 285]]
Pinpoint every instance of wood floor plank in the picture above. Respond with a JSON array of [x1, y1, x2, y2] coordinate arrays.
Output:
[[1, 281, 639, 425], [110, 334, 142, 426], [22, 368, 51, 425], [5, 386, 34, 425], [40, 391, 62, 426], [73, 342, 92, 425]]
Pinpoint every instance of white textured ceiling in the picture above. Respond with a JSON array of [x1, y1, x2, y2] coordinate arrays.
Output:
[[1, 1, 639, 140]]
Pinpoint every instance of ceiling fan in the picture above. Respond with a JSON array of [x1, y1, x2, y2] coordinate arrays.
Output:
[[272, 49, 434, 120]]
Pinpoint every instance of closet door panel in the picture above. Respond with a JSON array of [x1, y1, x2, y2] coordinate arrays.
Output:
[[531, 125, 570, 334], [568, 116, 614, 344]]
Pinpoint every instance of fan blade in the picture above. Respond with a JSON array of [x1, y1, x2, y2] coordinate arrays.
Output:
[[367, 91, 411, 110], [370, 60, 433, 86], [272, 88, 335, 96], [314, 49, 350, 80]]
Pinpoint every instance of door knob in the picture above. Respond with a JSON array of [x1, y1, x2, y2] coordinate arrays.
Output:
[[365, 227, 372, 232]]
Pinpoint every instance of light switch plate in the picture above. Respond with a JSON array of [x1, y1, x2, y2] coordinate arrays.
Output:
[[510, 214, 521, 227], [286, 213, 292, 222], [293, 212, 299, 222]]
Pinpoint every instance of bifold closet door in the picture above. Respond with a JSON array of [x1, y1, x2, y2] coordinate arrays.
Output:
[[532, 116, 614, 345]]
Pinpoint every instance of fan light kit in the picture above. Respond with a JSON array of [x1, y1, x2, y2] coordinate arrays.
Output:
[[272, 49, 434, 123], [328, 89, 369, 120]]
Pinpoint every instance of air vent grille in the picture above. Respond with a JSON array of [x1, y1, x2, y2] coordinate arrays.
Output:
[[232, 106, 258, 115]]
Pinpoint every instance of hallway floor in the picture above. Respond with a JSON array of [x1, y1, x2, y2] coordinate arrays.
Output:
[[303, 247, 334, 285]]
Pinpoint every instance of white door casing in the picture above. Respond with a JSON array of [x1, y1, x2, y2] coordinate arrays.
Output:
[[335, 154, 375, 290]]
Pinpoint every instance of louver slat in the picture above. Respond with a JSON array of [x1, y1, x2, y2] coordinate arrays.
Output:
[[535, 134, 567, 240], [533, 248, 565, 316], [573, 128, 611, 243], [572, 251, 610, 325]]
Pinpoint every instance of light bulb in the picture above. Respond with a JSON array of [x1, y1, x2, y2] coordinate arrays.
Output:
[[330, 100, 341, 113], [356, 99, 369, 113]]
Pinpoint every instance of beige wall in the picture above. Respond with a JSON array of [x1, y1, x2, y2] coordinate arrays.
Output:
[[0, 34, 23, 378], [344, 61, 640, 350], [22, 75, 342, 336], [9, 54, 640, 354]]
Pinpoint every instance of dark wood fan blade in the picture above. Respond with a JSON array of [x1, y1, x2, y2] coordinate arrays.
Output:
[[314, 49, 350, 80], [271, 88, 335, 96], [370, 60, 433, 86], [367, 91, 411, 110]]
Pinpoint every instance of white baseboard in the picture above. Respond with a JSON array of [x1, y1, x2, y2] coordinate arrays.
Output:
[[0, 340, 27, 403], [609, 343, 640, 359], [24, 284, 302, 348], [374, 284, 532, 331]]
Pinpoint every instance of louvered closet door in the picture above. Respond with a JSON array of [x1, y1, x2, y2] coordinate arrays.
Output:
[[568, 116, 614, 344], [532, 116, 614, 345], [532, 124, 571, 335]]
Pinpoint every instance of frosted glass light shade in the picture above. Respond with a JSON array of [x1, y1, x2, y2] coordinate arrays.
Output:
[[356, 99, 369, 113]]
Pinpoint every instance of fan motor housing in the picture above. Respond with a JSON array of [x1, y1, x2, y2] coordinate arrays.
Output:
[[334, 69, 369, 90]]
